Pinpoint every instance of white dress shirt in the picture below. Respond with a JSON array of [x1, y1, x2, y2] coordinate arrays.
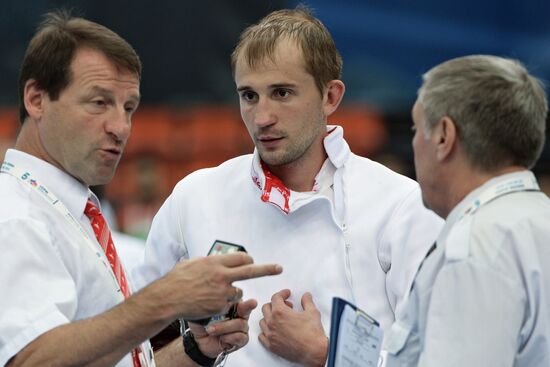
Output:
[[0, 149, 138, 366], [385, 171, 550, 367]]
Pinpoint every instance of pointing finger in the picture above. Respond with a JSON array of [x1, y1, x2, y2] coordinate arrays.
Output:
[[227, 263, 282, 282], [214, 252, 253, 267]]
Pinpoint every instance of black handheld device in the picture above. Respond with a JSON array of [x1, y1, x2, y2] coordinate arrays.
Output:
[[192, 240, 247, 326], [207, 240, 246, 256]]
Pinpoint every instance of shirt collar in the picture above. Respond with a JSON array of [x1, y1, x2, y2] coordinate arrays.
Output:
[[323, 125, 350, 168], [250, 125, 349, 214], [4, 149, 91, 218], [441, 170, 537, 240]]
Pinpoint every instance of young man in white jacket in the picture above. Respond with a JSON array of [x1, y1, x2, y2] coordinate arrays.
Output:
[[135, 7, 442, 367]]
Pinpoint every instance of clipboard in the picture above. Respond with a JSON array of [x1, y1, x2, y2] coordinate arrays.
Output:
[[327, 297, 383, 367]]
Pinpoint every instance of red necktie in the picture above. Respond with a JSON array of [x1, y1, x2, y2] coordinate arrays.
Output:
[[84, 199, 130, 297], [84, 199, 142, 367]]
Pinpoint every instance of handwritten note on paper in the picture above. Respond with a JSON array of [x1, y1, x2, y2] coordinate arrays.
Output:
[[334, 305, 383, 367]]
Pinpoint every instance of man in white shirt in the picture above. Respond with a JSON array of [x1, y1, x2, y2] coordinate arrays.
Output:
[[0, 11, 282, 367], [135, 7, 443, 366], [384, 55, 550, 366]]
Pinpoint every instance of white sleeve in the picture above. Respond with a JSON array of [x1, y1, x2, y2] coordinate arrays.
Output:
[[131, 185, 188, 290], [381, 186, 443, 314], [0, 218, 77, 366], [419, 260, 524, 367]]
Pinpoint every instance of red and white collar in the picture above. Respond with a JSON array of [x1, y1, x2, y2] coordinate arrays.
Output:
[[250, 125, 350, 214]]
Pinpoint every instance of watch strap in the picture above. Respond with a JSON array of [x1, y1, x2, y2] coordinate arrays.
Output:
[[182, 327, 217, 367]]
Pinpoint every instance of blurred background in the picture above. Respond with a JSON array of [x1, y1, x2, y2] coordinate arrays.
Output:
[[1, 0, 550, 241]]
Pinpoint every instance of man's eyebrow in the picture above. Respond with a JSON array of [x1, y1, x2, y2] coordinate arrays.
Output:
[[236, 83, 298, 92], [128, 93, 141, 105], [89, 85, 114, 97], [269, 83, 297, 89], [89, 85, 141, 104]]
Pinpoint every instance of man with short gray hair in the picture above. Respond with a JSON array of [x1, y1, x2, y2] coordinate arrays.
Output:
[[384, 55, 550, 366]]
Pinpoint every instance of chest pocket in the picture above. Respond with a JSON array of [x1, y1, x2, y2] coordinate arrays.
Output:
[[384, 321, 422, 366]]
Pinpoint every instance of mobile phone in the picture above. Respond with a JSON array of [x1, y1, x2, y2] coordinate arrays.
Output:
[[192, 240, 247, 326], [207, 240, 247, 256]]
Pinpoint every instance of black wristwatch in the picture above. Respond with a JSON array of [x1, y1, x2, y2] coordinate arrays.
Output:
[[182, 328, 217, 367]]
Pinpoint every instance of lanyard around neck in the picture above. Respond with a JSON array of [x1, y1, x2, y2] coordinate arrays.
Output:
[[458, 173, 540, 221], [1, 160, 124, 299]]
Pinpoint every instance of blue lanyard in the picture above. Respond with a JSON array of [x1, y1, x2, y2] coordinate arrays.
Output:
[[458, 173, 539, 221]]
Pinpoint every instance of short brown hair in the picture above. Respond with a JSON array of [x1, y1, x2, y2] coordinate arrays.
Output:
[[18, 10, 142, 123], [419, 55, 548, 170], [231, 7, 342, 95]]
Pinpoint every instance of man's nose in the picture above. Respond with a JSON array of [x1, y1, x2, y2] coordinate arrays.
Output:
[[106, 107, 131, 143], [253, 97, 276, 128]]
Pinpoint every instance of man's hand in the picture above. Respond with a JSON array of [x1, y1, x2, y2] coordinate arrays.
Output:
[[141, 252, 282, 321], [259, 289, 328, 367], [190, 299, 258, 358]]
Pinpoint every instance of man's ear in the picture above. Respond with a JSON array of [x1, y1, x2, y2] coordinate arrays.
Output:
[[433, 116, 457, 162], [23, 79, 46, 121], [322, 80, 345, 117]]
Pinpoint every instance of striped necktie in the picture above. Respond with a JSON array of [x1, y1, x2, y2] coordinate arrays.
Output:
[[84, 199, 130, 297], [84, 199, 142, 366]]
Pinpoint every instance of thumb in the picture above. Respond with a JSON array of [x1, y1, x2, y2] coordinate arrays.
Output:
[[271, 289, 292, 306], [237, 299, 258, 320], [301, 292, 318, 311]]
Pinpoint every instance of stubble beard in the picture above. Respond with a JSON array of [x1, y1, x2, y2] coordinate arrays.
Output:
[[259, 129, 322, 168]]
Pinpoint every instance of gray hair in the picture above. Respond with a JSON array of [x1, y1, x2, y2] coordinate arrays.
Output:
[[418, 55, 548, 170]]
